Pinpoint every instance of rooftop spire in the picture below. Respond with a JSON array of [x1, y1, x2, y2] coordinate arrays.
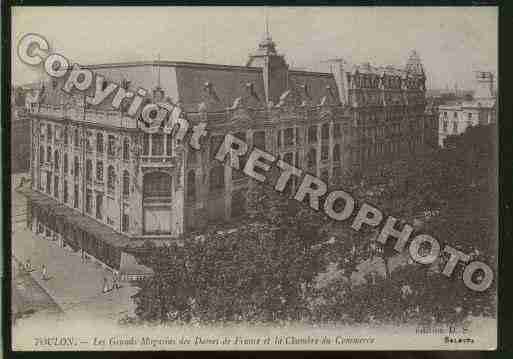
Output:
[[405, 49, 424, 76], [157, 53, 161, 87], [265, 7, 270, 39]]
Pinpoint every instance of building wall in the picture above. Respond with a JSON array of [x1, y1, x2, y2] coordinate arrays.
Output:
[[11, 109, 31, 174], [438, 105, 494, 147]]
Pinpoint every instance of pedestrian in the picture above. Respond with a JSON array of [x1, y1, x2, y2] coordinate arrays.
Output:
[[41, 264, 48, 280], [113, 272, 120, 290]]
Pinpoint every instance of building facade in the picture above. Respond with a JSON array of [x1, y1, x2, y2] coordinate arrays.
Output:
[[438, 71, 496, 147], [20, 34, 435, 273]]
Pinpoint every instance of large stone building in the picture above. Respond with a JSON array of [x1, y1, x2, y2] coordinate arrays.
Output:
[[20, 33, 436, 274], [438, 71, 496, 147]]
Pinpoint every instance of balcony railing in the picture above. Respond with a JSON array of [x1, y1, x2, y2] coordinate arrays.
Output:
[[32, 104, 137, 129], [140, 155, 177, 167]]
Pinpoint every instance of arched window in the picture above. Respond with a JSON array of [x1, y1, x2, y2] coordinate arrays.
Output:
[[143, 172, 172, 199], [96, 132, 104, 153], [63, 153, 68, 174], [123, 138, 130, 161], [307, 148, 317, 168], [54, 150, 60, 171], [107, 165, 116, 191], [187, 170, 196, 201], [85, 159, 92, 182], [122, 170, 130, 197], [333, 144, 341, 162], [209, 165, 224, 191], [46, 146, 51, 162], [142, 172, 172, 235], [107, 135, 117, 156]]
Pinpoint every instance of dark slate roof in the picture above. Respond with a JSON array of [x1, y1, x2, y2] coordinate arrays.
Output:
[[37, 61, 338, 113]]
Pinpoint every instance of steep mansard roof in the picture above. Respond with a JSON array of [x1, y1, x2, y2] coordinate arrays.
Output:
[[36, 61, 339, 113]]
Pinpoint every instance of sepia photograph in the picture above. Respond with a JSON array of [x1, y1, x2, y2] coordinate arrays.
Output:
[[9, 5, 498, 350]]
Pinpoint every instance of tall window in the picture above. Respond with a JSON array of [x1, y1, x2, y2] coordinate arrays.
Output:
[[74, 128, 79, 147], [96, 132, 104, 153], [307, 148, 317, 168], [63, 153, 68, 174], [321, 145, 329, 161], [96, 193, 103, 220], [152, 134, 164, 155], [107, 165, 116, 192], [453, 112, 458, 119], [209, 165, 224, 191], [46, 172, 51, 194], [142, 133, 150, 155], [143, 172, 172, 199], [122, 213, 129, 232], [85, 159, 92, 183], [63, 180, 68, 203], [122, 170, 130, 197], [63, 126, 68, 145], [74, 156, 79, 179], [453, 122, 458, 134], [47, 124, 53, 142], [74, 184, 79, 208], [107, 135, 117, 157], [334, 123, 342, 138], [333, 144, 341, 162], [39, 146, 44, 165], [40, 123, 46, 141], [321, 123, 330, 140], [443, 120, 448, 132], [85, 132, 92, 152], [96, 161, 103, 182], [123, 138, 130, 160], [142, 172, 172, 235], [85, 189, 92, 214], [54, 150, 60, 171], [54, 176, 59, 198], [46, 146, 51, 162], [308, 125, 317, 143], [187, 170, 196, 201], [166, 133, 173, 155]]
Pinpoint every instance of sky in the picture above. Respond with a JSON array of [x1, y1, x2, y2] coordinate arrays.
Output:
[[12, 6, 497, 90]]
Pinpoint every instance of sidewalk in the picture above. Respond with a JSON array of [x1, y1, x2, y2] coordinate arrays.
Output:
[[12, 226, 138, 322]]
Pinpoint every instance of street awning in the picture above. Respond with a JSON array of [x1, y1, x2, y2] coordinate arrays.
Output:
[[18, 188, 131, 248]]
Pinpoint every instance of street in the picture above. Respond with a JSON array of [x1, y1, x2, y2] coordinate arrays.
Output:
[[11, 174, 138, 326]]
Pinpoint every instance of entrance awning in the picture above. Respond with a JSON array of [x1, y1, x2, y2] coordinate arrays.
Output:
[[18, 188, 131, 248]]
